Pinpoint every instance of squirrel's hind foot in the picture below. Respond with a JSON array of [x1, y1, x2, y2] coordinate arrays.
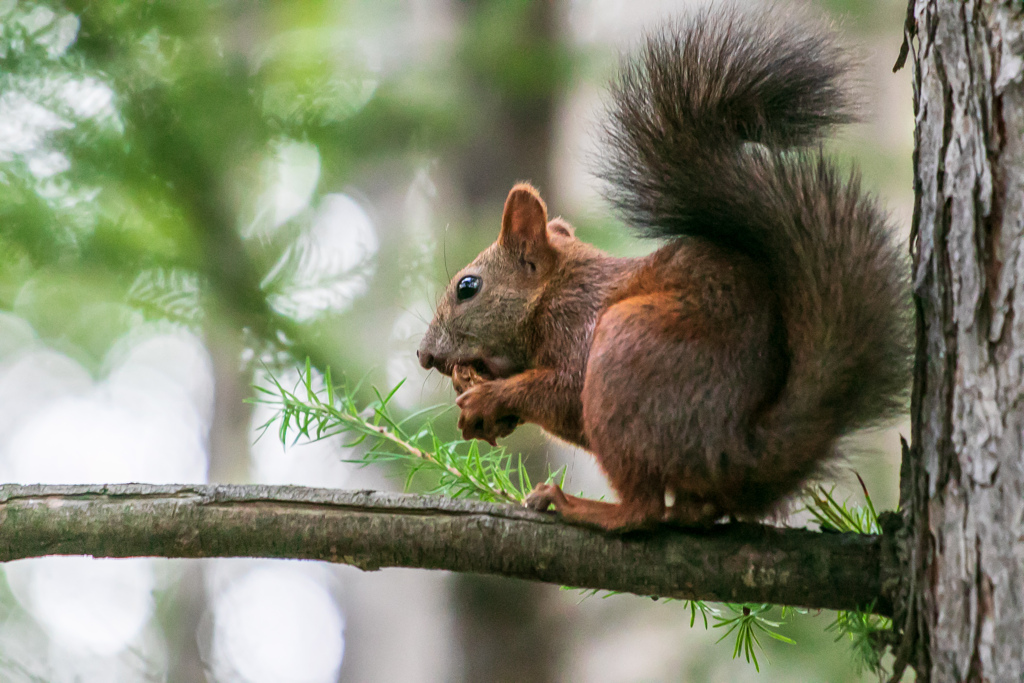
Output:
[[524, 483, 663, 533]]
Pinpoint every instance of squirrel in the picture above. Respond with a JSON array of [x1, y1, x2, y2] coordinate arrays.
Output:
[[417, 4, 911, 532]]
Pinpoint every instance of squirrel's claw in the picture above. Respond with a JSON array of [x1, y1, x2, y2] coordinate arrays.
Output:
[[524, 483, 566, 513]]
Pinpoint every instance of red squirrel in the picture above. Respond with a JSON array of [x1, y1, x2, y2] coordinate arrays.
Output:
[[417, 5, 911, 532]]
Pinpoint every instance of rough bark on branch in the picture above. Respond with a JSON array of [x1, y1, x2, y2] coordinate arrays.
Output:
[[0, 484, 891, 614]]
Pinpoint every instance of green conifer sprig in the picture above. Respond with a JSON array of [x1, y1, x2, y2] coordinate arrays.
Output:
[[804, 475, 893, 675], [253, 360, 563, 504]]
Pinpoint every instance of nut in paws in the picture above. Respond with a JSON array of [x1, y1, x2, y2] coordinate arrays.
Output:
[[452, 364, 488, 395]]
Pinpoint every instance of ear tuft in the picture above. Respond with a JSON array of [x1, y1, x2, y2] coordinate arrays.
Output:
[[547, 217, 574, 239]]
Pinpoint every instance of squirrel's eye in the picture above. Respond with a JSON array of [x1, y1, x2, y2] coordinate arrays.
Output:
[[456, 275, 482, 302]]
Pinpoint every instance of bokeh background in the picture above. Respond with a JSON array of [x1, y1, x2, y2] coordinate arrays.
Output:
[[0, 0, 913, 681]]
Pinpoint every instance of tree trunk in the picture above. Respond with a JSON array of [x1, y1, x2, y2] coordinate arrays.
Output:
[[904, 1, 1024, 680]]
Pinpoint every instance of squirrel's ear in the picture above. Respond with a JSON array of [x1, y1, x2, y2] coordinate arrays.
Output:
[[499, 183, 555, 271]]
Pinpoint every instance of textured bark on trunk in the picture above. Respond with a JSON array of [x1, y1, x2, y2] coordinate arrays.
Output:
[[903, 1, 1024, 680]]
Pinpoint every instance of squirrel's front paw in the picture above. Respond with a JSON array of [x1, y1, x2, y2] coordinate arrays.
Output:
[[455, 383, 519, 446]]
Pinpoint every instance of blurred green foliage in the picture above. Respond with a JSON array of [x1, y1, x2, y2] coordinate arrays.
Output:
[[0, 0, 461, 374]]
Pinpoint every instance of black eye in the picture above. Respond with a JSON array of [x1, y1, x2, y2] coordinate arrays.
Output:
[[456, 275, 481, 302]]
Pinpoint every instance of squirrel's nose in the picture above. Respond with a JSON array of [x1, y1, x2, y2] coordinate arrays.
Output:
[[417, 349, 435, 370]]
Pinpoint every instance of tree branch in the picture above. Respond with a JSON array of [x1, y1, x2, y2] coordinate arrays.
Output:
[[0, 484, 891, 614]]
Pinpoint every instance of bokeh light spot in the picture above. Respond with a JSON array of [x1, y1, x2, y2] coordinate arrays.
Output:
[[212, 567, 345, 683], [5, 557, 155, 657]]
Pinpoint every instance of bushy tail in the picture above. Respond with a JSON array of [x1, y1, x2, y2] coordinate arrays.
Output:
[[600, 4, 912, 510]]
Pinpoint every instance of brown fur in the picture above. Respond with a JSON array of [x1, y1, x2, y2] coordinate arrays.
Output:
[[418, 6, 911, 532]]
